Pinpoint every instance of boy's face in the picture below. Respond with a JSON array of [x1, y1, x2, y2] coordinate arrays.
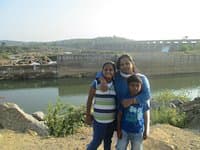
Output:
[[128, 82, 142, 96]]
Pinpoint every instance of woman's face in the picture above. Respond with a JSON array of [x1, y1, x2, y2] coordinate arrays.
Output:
[[119, 57, 134, 74]]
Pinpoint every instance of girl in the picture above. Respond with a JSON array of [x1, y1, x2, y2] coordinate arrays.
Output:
[[86, 61, 117, 150]]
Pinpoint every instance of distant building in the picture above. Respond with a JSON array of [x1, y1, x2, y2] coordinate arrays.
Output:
[[64, 52, 72, 55], [161, 46, 170, 53]]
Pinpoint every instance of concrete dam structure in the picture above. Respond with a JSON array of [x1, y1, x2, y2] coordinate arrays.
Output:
[[57, 52, 200, 77]]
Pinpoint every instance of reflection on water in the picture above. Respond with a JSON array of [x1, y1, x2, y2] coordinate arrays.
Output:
[[0, 74, 199, 113]]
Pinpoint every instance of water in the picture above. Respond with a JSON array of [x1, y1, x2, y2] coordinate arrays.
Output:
[[0, 74, 200, 113]]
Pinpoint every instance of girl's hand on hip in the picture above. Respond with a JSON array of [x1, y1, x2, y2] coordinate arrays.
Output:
[[85, 114, 93, 126]]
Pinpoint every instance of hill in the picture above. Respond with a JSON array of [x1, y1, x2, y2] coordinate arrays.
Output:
[[0, 124, 199, 150], [1, 37, 200, 52], [0, 37, 137, 51]]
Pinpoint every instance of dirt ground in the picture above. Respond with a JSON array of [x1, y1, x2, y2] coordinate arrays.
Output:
[[0, 124, 199, 150]]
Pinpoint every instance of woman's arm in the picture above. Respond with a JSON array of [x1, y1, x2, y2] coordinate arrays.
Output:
[[122, 74, 151, 107], [96, 72, 108, 91], [135, 74, 151, 104], [85, 87, 96, 125]]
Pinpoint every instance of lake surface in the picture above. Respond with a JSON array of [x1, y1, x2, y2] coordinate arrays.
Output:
[[0, 74, 200, 113]]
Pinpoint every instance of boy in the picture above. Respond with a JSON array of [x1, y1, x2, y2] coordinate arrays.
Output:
[[117, 74, 150, 150]]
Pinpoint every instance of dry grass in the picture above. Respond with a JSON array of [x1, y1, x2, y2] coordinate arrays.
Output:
[[0, 124, 199, 150]]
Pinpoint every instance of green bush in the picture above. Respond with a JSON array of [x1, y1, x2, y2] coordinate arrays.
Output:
[[179, 44, 193, 52], [45, 99, 85, 137], [151, 107, 186, 128], [151, 90, 189, 128], [154, 90, 190, 104], [0, 53, 9, 59]]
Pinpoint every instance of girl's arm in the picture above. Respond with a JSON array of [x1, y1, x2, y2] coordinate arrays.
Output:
[[143, 110, 150, 140], [85, 87, 96, 125]]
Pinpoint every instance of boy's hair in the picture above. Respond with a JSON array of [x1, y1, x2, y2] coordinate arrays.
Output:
[[127, 74, 142, 85], [102, 61, 116, 73]]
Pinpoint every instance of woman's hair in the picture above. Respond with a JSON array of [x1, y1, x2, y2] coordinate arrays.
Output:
[[102, 61, 116, 73], [116, 54, 137, 73]]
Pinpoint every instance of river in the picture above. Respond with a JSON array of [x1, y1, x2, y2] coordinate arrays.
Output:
[[0, 74, 199, 113]]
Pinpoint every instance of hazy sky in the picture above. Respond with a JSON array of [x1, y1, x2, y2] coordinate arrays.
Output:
[[1, 0, 200, 41]]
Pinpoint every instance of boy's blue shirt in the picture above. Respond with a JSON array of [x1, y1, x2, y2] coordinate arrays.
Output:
[[119, 98, 149, 133]]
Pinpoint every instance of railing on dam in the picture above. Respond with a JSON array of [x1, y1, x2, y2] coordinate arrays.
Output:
[[57, 53, 117, 68], [133, 52, 200, 75], [57, 53, 200, 76]]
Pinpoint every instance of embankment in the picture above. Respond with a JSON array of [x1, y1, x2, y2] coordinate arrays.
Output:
[[0, 52, 200, 80], [0, 64, 57, 80]]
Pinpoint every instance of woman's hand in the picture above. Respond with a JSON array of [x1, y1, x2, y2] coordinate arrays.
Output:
[[99, 77, 108, 92], [85, 114, 93, 125], [121, 98, 136, 108]]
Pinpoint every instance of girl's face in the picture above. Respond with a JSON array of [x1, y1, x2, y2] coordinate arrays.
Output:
[[102, 64, 115, 81], [119, 57, 134, 74]]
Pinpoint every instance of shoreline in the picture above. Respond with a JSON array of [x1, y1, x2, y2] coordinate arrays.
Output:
[[1, 70, 200, 81]]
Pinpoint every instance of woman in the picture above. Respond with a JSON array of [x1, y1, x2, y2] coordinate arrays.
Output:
[[99, 54, 151, 107]]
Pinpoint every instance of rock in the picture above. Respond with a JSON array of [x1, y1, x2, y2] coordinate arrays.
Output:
[[180, 97, 200, 130], [150, 99, 161, 109], [27, 129, 38, 136], [169, 103, 176, 109], [32, 111, 45, 121], [144, 137, 176, 150], [0, 102, 49, 136], [170, 99, 184, 107]]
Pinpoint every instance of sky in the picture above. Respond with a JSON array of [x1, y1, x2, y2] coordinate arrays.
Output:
[[0, 0, 200, 41]]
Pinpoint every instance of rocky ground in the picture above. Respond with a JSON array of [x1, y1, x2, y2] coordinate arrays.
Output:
[[0, 124, 199, 150]]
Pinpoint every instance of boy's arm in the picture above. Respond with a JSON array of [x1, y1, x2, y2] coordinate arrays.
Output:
[[143, 109, 150, 140], [85, 87, 95, 125], [117, 111, 123, 139]]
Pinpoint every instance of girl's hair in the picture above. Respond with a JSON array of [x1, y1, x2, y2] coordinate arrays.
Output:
[[102, 61, 116, 73], [116, 54, 137, 73]]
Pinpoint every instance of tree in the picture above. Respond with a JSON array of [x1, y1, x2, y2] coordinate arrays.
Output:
[[1, 42, 6, 47]]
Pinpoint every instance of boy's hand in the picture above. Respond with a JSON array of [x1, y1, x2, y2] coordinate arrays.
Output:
[[99, 77, 108, 92], [117, 129, 122, 139], [85, 114, 93, 125], [143, 130, 148, 140]]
